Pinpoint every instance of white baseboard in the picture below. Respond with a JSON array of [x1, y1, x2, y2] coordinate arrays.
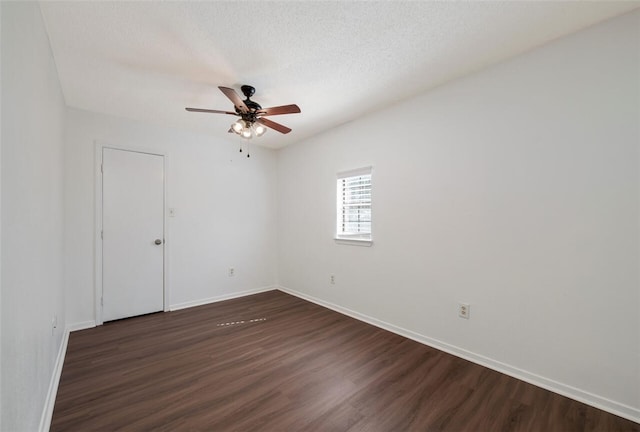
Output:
[[67, 320, 96, 332], [277, 285, 640, 424], [38, 328, 70, 432], [170, 286, 277, 311]]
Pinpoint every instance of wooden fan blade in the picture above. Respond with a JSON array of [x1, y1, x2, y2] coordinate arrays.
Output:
[[256, 104, 301, 116], [185, 107, 237, 115], [218, 86, 249, 114], [256, 117, 292, 134]]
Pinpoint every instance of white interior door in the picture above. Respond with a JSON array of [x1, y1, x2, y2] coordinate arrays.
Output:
[[102, 148, 164, 322]]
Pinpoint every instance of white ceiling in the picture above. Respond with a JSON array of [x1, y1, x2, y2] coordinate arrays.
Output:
[[40, 1, 638, 149]]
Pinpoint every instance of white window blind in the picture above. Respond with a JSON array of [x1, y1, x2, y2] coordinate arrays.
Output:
[[336, 167, 372, 242]]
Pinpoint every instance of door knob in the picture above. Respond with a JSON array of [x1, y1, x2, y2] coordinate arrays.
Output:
[[155, 239, 162, 245]]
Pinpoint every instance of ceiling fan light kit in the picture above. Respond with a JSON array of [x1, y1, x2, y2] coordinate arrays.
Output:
[[231, 119, 267, 139], [186, 85, 301, 157]]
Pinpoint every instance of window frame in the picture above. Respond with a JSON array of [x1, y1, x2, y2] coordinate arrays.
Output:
[[335, 166, 373, 247]]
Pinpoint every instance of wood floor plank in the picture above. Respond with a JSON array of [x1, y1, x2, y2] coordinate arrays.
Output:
[[51, 290, 639, 431]]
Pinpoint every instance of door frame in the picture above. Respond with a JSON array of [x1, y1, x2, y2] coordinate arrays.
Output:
[[94, 140, 170, 325]]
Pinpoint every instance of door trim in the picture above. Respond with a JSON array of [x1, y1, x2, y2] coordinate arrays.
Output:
[[94, 140, 169, 325]]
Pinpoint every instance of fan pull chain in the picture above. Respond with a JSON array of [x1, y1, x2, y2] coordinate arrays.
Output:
[[239, 138, 250, 158]]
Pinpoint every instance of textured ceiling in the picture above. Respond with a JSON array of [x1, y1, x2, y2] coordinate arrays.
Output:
[[40, 1, 638, 149]]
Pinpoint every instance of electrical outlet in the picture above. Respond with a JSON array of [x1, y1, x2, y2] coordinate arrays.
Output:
[[330, 275, 335, 285], [458, 303, 470, 319], [228, 267, 235, 277]]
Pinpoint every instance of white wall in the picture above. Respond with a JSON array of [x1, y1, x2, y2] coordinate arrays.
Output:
[[64, 109, 278, 326], [0, 2, 3, 425], [277, 10, 639, 420], [1, 2, 67, 431]]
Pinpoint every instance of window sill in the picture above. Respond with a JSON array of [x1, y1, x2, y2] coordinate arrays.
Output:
[[334, 238, 373, 247]]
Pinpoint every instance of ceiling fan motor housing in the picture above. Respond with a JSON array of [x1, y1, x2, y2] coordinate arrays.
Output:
[[238, 85, 262, 114]]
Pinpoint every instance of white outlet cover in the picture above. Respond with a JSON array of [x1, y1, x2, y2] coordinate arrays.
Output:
[[458, 303, 470, 319]]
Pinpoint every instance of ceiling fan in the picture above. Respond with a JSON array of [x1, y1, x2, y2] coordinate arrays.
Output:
[[186, 85, 301, 139]]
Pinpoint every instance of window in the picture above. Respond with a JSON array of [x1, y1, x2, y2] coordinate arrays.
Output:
[[336, 167, 372, 244]]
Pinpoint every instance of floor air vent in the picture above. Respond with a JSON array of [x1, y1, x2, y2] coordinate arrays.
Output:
[[216, 317, 266, 327]]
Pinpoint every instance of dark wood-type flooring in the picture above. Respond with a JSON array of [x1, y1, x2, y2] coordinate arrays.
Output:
[[52, 290, 639, 431]]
